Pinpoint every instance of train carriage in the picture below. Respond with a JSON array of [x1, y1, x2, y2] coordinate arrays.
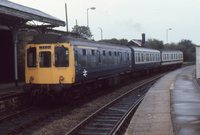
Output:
[[25, 34, 132, 93], [24, 34, 183, 95], [129, 47, 161, 71], [161, 50, 183, 68], [71, 40, 132, 83]]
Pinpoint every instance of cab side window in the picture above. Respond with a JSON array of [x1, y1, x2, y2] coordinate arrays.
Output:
[[27, 47, 36, 67]]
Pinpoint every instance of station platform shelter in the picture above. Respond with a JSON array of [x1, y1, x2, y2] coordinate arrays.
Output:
[[0, 0, 65, 85]]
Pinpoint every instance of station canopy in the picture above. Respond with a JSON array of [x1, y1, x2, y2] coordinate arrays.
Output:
[[0, 0, 65, 27]]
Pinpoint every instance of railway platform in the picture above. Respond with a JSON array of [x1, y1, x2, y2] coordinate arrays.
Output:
[[125, 65, 200, 135]]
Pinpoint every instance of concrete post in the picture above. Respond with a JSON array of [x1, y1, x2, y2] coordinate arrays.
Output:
[[196, 47, 200, 79]]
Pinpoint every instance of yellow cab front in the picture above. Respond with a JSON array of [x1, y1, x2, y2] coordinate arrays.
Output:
[[25, 43, 75, 85]]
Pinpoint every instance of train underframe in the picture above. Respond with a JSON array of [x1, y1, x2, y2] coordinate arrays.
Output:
[[26, 74, 139, 97], [24, 64, 181, 103]]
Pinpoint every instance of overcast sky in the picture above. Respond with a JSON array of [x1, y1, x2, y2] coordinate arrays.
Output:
[[10, 0, 200, 44]]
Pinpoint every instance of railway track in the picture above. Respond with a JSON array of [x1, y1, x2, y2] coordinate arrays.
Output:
[[0, 91, 28, 114], [0, 91, 25, 101], [0, 91, 32, 133], [0, 72, 166, 135], [66, 73, 164, 135], [0, 107, 33, 122]]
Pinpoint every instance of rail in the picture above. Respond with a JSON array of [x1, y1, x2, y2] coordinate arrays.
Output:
[[66, 73, 165, 135]]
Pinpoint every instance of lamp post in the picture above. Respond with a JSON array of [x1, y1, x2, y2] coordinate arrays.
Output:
[[166, 28, 172, 44], [98, 27, 103, 40], [65, 3, 69, 32], [87, 7, 96, 27]]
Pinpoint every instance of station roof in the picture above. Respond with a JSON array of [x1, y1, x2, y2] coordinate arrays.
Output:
[[0, 0, 65, 27]]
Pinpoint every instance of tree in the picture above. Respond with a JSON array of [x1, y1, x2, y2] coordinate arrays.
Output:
[[164, 43, 177, 50], [177, 39, 196, 62], [72, 25, 92, 39], [144, 39, 164, 50]]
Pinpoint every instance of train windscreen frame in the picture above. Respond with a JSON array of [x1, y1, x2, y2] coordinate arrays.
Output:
[[55, 46, 69, 67], [27, 47, 36, 67]]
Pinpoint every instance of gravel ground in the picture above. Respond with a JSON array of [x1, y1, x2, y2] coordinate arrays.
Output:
[[19, 79, 145, 135]]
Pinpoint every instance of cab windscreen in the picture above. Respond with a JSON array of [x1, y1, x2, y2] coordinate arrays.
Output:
[[55, 46, 69, 67], [39, 52, 51, 67]]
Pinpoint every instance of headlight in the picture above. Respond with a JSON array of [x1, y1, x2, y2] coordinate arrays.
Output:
[[59, 76, 64, 83]]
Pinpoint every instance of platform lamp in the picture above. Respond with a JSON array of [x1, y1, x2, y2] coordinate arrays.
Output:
[[98, 27, 103, 40], [166, 28, 172, 44], [65, 3, 69, 32], [87, 7, 96, 28]]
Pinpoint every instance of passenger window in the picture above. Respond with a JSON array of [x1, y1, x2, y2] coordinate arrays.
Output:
[[91, 50, 95, 56], [150, 54, 152, 61], [135, 53, 138, 62], [155, 54, 157, 61], [82, 49, 86, 56], [146, 54, 149, 61], [152, 54, 154, 61], [141, 53, 144, 62], [103, 50, 106, 56], [157, 54, 159, 61], [138, 53, 141, 62], [97, 51, 101, 63], [127, 53, 129, 61], [114, 51, 117, 56], [109, 51, 112, 56]]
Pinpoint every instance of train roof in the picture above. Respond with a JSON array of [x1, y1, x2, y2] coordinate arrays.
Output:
[[69, 38, 131, 50], [129, 46, 160, 53], [161, 50, 183, 53], [30, 34, 130, 49]]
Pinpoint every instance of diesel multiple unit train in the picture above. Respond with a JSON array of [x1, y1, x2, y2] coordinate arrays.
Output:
[[24, 34, 183, 94]]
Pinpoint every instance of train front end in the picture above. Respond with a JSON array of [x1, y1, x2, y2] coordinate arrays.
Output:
[[24, 43, 75, 94]]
